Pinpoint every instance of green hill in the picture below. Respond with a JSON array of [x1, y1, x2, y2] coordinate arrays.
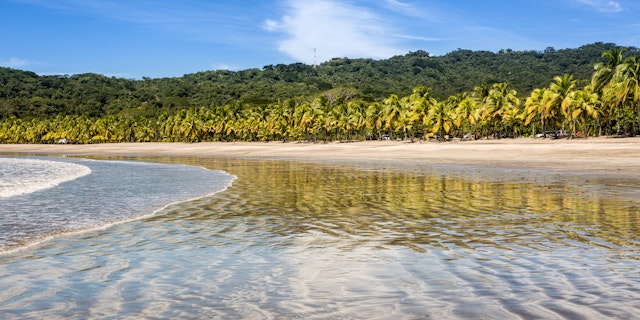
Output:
[[1, 42, 636, 119]]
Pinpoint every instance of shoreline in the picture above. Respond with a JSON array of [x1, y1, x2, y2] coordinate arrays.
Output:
[[2, 137, 640, 178]]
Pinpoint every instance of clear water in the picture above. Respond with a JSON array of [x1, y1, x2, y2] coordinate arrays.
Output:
[[0, 156, 639, 319], [0, 157, 234, 252]]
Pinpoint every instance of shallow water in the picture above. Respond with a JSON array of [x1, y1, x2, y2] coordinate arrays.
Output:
[[0, 157, 234, 252], [1, 157, 639, 319]]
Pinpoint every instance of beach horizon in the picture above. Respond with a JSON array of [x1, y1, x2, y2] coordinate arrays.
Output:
[[2, 136, 640, 178]]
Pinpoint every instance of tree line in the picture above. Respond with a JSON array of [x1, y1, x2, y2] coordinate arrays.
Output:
[[1, 42, 628, 119], [1, 45, 639, 143]]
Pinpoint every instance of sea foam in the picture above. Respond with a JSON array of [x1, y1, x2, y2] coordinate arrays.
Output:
[[0, 157, 92, 199]]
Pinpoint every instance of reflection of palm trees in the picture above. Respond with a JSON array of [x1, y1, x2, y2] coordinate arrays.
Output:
[[196, 158, 640, 251]]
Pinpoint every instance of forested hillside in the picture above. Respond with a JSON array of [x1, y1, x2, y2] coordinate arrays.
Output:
[[2, 42, 640, 143], [1, 42, 630, 119]]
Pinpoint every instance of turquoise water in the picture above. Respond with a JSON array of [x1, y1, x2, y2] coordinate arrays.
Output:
[[1, 156, 639, 319]]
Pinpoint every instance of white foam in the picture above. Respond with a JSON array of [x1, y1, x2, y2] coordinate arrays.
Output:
[[0, 158, 92, 199]]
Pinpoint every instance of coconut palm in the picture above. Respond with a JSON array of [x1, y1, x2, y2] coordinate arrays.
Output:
[[592, 48, 626, 94], [382, 94, 403, 139], [592, 49, 627, 135], [428, 101, 454, 139], [571, 86, 599, 137], [408, 86, 438, 139], [549, 74, 577, 136], [610, 56, 640, 134], [396, 108, 419, 141], [346, 100, 368, 141], [365, 102, 385, 140], [265, 103, 287, 142], [481, 82, 520, 138], [449, 93, 478, 138], [524, 88, 552, 137]]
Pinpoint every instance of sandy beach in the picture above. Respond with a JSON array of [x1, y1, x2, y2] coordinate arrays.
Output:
[[2, 137, 640, 178]]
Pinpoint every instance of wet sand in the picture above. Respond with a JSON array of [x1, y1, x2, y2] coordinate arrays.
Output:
[[2, 137, 640, 178]]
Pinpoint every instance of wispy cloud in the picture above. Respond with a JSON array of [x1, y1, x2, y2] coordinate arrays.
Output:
[[264, 0, 406, 64], [214, 64, 240, 71], [1, 57, 31, 68], [384, 0, 421, 17], [396, 34, 442, 42], [575, 0, 623, 13]]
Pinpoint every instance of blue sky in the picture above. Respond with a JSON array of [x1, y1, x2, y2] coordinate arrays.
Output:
[[1, 0, 639, 79]]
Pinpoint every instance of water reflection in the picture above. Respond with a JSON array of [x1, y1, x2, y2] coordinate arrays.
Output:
[[1, 157, 639, 319], [158, 157, 640, 251]]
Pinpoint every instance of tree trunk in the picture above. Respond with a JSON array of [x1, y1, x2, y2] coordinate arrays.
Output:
[[617, 105, 622, 136]]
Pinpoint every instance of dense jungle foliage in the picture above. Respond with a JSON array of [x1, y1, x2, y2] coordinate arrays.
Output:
[[1, 42, 640, 143]]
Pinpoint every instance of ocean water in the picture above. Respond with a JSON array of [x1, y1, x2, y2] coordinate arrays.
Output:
[[0, 157, 235, 252], [1, 156, 639, 319]]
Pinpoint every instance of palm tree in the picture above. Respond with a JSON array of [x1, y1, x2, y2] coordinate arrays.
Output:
[[549, 74, 577, 137], [472, 84, 491, 108], [524, 88, 551, 137], [450, 93, 478, 138], [25, 118, 49, 143], [610, 56, 640, 135], [119, 117, 138, 142], [428, 101, 454, 139], [382, 94, 403, 139], [346, 100, 368, 141], [304, 98, 327, 142], [501, 105, 524, 138], [365, 102, 385, 140], [268, 101, 294, 142], [592, 48, 625, 94], [396, 108, 419, 141], [571, 86, 599, 137], [592, 48, 626, 135], [483, 82, 520, 138], [322, 107, 341, 142], [408, 86, 438, 140]]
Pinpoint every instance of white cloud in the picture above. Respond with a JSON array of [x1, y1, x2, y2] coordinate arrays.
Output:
[[264, 0, 405, 64], [396, 34, 442, 42], [384, 0, 418, 16], [1, 57, 30, 68], [263, 19, 279, 32], [575, 0, 623, 13], [214, 64, 239, 71]]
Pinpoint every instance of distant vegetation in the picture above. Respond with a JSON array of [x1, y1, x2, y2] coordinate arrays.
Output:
[[1, 42, 639, 143]]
